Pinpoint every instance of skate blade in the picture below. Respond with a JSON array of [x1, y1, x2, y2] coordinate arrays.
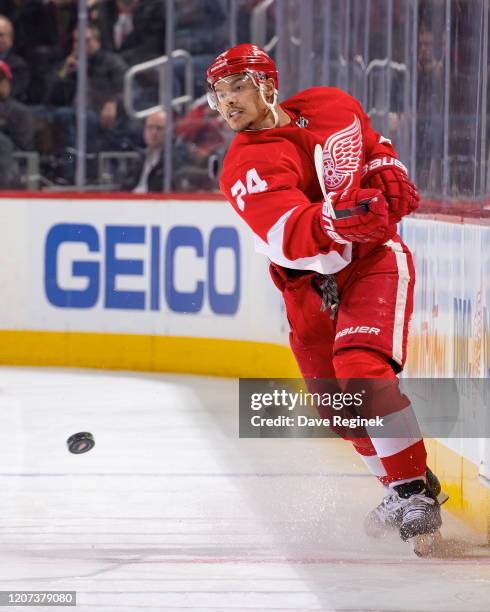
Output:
[[412, 530, 443, 557], [437, 491, 449, 505]]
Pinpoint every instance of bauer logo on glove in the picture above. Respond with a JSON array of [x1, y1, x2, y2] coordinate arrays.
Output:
[[361, 155, 420, 223]]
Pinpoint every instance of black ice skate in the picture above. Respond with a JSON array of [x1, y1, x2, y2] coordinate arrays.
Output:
[[364, 490, 404, 537], [364, 467, 445, 538], [394, 479, 443, 557]]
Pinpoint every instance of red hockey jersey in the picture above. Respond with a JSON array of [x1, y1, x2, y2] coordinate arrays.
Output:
[[220, 86, 398, 274]]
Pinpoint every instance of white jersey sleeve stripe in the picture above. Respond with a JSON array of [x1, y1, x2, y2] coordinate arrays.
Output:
[[253, 208, 352, 274]]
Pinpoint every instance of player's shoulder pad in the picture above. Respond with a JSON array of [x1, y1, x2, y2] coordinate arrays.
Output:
[[222, 135, 291, 180], [284, 86, 359, 108]]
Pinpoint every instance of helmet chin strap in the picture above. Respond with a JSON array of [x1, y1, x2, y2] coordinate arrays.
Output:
[[222, 87, 279, 131], [243, 72, 278, 130], [258, 84, 278, 128]]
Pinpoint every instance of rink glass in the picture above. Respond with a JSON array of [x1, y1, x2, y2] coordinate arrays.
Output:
[[0, 0, 485, 210]]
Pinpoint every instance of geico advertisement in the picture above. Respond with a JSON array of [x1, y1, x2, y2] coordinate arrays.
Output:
[[44, 223, 239, 315], [0, 198, 282, 340]]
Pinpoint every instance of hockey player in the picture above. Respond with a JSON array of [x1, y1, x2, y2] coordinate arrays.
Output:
[[206, 44, 442, 551]]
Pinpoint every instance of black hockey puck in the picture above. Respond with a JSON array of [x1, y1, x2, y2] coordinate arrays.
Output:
[[67, 432, 95, 454]]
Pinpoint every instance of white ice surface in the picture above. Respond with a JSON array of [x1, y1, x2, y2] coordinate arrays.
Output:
[[0, 366, 489, 612]]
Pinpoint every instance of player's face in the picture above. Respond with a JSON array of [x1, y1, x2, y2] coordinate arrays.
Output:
[[213, 73, 271, 131]]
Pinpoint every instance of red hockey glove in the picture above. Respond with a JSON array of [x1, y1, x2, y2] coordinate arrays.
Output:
[[320, 188, 389, 244], [361, 156, 420, 224]]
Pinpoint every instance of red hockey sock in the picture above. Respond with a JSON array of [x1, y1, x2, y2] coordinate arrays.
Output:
[[333, 348, 427, 486], [378, 439, 427, 486]]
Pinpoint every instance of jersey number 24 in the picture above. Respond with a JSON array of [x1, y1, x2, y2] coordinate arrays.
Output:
[[230, 168, 268, 211]]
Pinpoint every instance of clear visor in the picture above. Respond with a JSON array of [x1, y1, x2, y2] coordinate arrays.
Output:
[[206, 72, 259, 111]]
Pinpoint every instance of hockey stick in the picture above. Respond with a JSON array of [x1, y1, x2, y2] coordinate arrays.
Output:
[[314, 144, 371, 219], [314, 144, 336, 218]]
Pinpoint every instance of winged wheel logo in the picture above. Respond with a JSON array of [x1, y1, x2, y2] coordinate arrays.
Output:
[[322, 115, 363, 191]]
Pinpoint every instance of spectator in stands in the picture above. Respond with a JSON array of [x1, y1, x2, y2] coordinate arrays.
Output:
[[119, 109, 192, 193], [1, 1, 69, 104], [174, 0, 227, 97], [174, 95, 230, 191], [95, 0, 165, 64], [0, 14, 29, 101], [45, 23, 128, 181], [49, 0, 79, 58], [96, 97, 144, 154], [416, 25, 444, 193], [93, 0, 139, 53], [236, 0, 269, 43], [0, 59, 32, 148], [111, 0, 137, 51], [0, 59, 34, 187], [47, 23, 126, 120], [122, 110, 167, 193], [1, 1, 60, 58], [174, 0, 226, 55]]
